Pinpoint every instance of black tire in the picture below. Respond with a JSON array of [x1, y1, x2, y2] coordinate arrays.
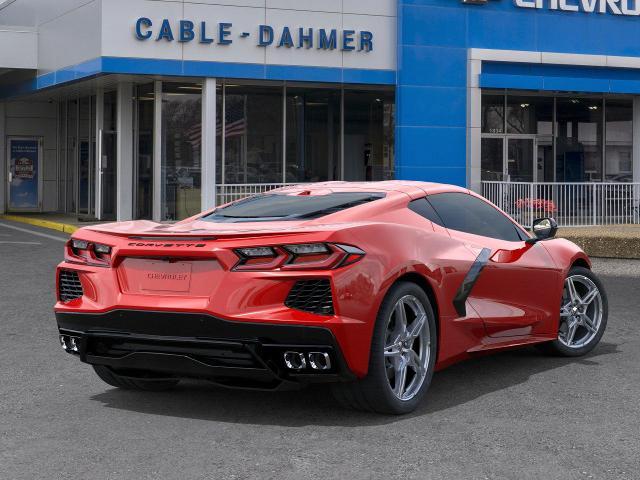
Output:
[[331, 281, 437, 414], [92, 365, 180, 391], [540, 266, 608, 357]]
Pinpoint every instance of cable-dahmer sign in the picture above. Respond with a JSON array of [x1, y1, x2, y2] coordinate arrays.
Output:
[[515, 0, 640, 15], [134, 17, 374, 52]]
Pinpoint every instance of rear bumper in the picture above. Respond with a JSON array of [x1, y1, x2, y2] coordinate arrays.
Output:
[[56, 310, 355, 389]]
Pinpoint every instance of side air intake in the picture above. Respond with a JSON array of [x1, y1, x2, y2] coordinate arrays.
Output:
[[285, 279, 334, 315], [59, 269, 83, 302]]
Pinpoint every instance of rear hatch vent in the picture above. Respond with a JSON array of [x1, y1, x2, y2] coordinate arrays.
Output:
[[59, 269, 83, 302], [285, 279, 334, 315]]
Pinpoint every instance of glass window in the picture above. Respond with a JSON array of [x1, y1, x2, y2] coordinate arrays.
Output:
[[555, 97, 603, 182], [506, 95, 553, 135], [135, 85, 153, 219], [66, 99, 77, 213], [224, 84, 283, 185], [204, 192, 384, 222], [286, 87, 340, 182], [481, 94, 505, 134], [408, 198, 444, 226], [427, 192, 523, 241], [605, 98, 633, 182], [161, 82, 202, 221], [481, 137, 504, 181], [343, 90, 395, 181], [58, 101, 67, 212], [216, 83, 222, 188]]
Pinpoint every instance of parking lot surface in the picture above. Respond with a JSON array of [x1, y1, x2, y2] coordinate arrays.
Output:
[[0, 220, 638, 480]]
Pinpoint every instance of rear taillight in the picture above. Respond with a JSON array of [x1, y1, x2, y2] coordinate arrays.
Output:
[[65, 238, 112, 267], [233, 243, 365, 271]]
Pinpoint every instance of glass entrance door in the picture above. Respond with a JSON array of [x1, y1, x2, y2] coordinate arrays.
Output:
[[100, 130, 117, 220], [506, 137, 535, 182]]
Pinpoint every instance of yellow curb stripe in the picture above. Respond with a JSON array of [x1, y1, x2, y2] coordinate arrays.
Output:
[[0, 214, 78, 234]]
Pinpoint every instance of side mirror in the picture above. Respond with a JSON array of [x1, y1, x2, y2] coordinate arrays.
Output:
[[526, 217, 558, 244]]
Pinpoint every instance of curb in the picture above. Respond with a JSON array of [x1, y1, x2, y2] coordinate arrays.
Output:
[[0, 214, 78, 234]]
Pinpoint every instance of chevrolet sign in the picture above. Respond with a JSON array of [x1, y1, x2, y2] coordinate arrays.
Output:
[[515, 0, 640, 15]]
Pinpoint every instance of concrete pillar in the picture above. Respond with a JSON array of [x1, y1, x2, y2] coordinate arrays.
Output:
[[116, 82, 133, 221], [201, 78, 217, 210], [634, 97, 640, 184], [467, 55, 482, 193], [0, 102, 5, 214], [95, 87, 104, 220]]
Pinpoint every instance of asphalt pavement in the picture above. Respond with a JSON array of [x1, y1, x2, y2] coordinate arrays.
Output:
[[0, 220, 638, 480]]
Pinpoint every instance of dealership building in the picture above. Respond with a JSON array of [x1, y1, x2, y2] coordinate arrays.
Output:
[[1, 0, 639, 223]]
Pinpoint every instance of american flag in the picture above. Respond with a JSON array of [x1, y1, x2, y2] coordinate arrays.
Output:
[[184, 97, 247, 149], [218, 96, 247, 138]]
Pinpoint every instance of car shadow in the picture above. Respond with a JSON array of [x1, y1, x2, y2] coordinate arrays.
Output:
[[90, 342, 620, 427]]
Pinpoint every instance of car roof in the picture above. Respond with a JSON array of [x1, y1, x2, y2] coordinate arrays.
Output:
[[271, 181, 469, 199]]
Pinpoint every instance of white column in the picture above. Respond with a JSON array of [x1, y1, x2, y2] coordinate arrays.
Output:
[[201, 78, 217, 210], [467, 55, 482, 193], [95, 87, 104, 220], [116, 82, 133, 221], [152, 80, 162, 222], [0, 102, 5, 214]]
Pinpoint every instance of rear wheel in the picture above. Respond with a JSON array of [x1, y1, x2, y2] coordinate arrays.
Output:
[[332, 281, 437, 414], [92, 365, 180, 391], [542, 266, 608, 357]]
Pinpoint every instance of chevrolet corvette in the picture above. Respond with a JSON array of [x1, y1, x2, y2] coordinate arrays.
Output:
[[55, 181, 607, 414]]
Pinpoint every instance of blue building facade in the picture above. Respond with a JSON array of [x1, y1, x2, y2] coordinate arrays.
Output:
[[0, 0, 638, 220]]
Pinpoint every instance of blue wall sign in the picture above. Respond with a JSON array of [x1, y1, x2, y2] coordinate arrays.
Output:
[[134, 17, 374, 52], [8, 138, 40, 210]]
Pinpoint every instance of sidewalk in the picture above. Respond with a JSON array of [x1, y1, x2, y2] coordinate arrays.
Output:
[[0, 213, 104, 234]]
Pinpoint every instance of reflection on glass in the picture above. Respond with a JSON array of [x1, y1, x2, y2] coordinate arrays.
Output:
[[102, 91, 117, 220], [286, 87, 340, 182], [556, 97, 603, 182], [481, 94, 504, 134], [343, 90, 395, 181], [224, 84, 283, 184], [135, 85, 153, 219], [161, 83, 202, 221], [481, 137, 504, 180], [506, 96, 553, 135], [58, 101, 67, 212], [507, 138, 534, 182], [66, 99, 77, 213], [605, 98, 633, 182]]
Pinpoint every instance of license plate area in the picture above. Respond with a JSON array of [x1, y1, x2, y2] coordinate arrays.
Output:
[[143, 261, 192, 292], [117, 258, 220, 297]]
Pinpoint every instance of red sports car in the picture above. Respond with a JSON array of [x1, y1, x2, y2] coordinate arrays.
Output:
[[55, 181, 608, 414]]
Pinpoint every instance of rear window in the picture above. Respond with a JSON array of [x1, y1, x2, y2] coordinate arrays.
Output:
[[203, 192, 385, 222]]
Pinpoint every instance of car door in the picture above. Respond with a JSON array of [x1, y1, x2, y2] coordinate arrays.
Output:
[[426, 192, 563, 338]]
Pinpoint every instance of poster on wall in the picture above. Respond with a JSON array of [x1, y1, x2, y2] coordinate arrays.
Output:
[[8, 137, 41, 211]]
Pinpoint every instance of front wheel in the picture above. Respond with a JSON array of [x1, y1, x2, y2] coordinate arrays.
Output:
[[332, 281, 437, 414], [543, 266, 608, 357]]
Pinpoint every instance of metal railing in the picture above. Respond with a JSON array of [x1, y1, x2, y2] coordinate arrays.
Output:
[[215, 183, 305, 206], [482, 181, 640, 227]]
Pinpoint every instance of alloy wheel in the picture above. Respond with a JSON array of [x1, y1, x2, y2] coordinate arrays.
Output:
[[383, 295, 430, 401], [558, 275, 603, 349]]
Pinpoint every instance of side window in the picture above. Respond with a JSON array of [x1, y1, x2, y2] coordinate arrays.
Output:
[[408, 198, 444, 226], [426, 193, 524, 242]]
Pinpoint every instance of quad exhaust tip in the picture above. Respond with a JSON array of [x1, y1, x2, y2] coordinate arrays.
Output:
[[283, 351, 332, 371], [60, 335, 80, 354]]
